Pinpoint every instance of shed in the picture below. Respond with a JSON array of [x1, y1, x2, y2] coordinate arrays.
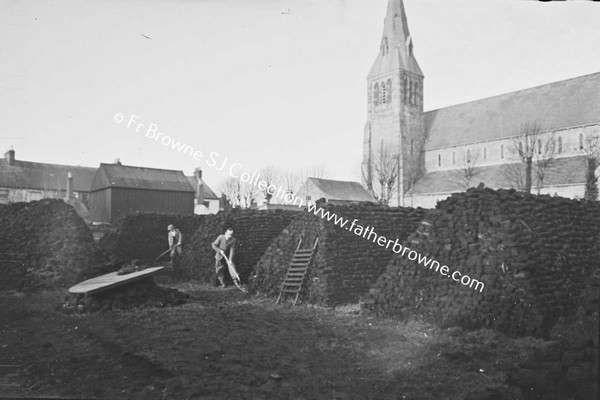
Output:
[[90, 163, 195, 223]]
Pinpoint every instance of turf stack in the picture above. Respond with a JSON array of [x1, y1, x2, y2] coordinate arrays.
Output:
[[367, 186, 600, 337], [177, 209, 298, 283], [0, 199, 105, 290], [98, 213, 205, 262], [252, 203, 426, 306]]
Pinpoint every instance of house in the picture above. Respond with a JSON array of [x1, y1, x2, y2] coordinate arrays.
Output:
[[186, 168, 220, 215], [362, 0, 600, 208], [90, 161, 195, 223], [295, 178, 377, 207], [0, 148, 96, 207]]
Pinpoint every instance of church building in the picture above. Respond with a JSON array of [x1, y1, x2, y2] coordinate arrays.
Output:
[[362, 0, 600, 208]]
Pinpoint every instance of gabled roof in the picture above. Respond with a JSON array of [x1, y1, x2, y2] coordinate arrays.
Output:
[[302, 178, 377, 203], [368, 0, 422, 78], [424, 72, 600, 150], [92, 163, 194, 193], [410, 156, 587, 195], [0, 158, 96, 192], [186, 176, 219, 200]]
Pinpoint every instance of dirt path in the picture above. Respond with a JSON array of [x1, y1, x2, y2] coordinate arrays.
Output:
[[0, 283, 532, 399]]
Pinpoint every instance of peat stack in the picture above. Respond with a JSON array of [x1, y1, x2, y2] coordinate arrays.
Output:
[[252, 203, 426, 306], [99, 212, 205, 262], [367, 186, 600, 337], [178, 209, 298, 283], [0, 199, 105, 290]]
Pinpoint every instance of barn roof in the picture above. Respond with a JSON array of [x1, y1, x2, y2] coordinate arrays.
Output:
[[302, 178, 377, 203], [424, 72, 600, 150], [410, 156, 587, 195], [0, 154, 96, 192], [92, 163, 194, 193]]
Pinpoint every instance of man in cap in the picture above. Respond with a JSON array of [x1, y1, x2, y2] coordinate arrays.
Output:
[[167, 224, 183, 266], [211, 227, 245, 291]]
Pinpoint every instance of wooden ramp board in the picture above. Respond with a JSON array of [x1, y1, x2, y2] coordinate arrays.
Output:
[[68, 266, 164, 295]]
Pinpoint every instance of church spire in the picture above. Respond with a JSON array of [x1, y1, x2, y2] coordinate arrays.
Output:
[[368, 0, 422, 78]]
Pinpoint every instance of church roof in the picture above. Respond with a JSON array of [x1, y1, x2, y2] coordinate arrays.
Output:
[[424, 72, 600, 150], [298, 178, 377, 203], [368, 0, 423, 78], [410, 156, 587, 196]]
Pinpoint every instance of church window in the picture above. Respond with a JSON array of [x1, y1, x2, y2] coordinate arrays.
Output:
[[537, 139, 542, 155], [518, 142, 523, 155], [381, 37, 388, 55], [452, 152, 456, 165], [467, 149, 471, 163], [579, 133, 584, 150], [483, 147, 487, 160], [438, 154, 441, 167], [413, 82, 418, 106], [403, 78, 408, 103], [393, 14, 399, 30], [558, 137, 563, 154], [381, 81, 387, 104], [387, 79, 392, 104], [500, 144, 504, 159], [409, 81, 413, 105], [374, 83, 380, 106]]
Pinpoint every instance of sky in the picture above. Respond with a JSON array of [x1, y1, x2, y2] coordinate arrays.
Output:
[[2, 0, 600, 194]]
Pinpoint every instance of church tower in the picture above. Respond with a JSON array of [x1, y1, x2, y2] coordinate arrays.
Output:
[[362, 0, 425, 206]]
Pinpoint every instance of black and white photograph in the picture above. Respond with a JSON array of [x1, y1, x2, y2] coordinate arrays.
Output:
[[1, 0, 600, 399]]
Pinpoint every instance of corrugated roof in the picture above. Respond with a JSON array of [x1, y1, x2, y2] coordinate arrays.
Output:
[[305, 178, 377, 202], [92, 163, 194, 192], [424, 72, 600, 150], [0, 158, 96, 192], [186, 176, 219, 200], [410, 156, 587, 195]]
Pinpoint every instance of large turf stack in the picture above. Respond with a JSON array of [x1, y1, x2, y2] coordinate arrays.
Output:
[[98, 213, 205, 262], [177, 209, 298, 283], [252, 203, 426, 306], [0, 199, 105, 290], [367, 186, 600, 337]]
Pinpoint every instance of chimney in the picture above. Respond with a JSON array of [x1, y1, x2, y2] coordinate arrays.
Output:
[[66, 172, 73, 199], [113, 158, 122, 165], [194, 168, 204, 204], [4, 149, 15, 166]]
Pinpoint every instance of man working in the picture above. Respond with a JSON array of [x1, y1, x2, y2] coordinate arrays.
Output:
[[167, 224, 183, 266], [211, 228, 245, 291]]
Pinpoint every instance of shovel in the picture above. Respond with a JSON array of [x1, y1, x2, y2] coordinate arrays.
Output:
[[222, 254, 246, 292]]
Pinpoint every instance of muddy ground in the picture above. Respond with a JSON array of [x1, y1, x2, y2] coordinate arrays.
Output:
[[1, 281, 540, 400]]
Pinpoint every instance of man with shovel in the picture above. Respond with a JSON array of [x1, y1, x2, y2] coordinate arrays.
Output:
[[167, 224, 183, 267], [212, 228, 246, 292]]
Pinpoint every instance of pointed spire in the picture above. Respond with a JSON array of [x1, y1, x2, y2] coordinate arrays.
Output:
[[368, 0, 422, 78]]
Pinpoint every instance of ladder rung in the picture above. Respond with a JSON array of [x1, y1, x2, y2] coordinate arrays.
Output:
[[283, 283, 302, 287], [288, 267, 308, 272], [286, 273, 305, 277], [295, 249, 313, 253], [290, 263, 309, 268], [282, 288, 300, 293], [284, 277, 304, 282]]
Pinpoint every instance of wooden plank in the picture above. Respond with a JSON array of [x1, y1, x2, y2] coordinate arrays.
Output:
[[68, 267, 164, 295]]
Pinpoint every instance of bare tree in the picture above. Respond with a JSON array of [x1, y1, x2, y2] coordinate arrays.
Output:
[[452, 153, 481, 190], [222, 178, 243, 208], [507, 122, 556, 194], [258, 166, 279, 204], [581, 134, 600, 201], [361, 143, 398, 205]]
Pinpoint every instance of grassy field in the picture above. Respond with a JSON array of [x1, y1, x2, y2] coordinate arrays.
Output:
[[1, 282, 540, 400]]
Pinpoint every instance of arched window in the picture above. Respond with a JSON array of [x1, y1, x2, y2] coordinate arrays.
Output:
[[403, 78, 408, 103], [374, 83, 380, 107], [438, 154, 441, 167], [518, 142, 523, 155], [500, 144, 504, 159], [483, 147, 487, 161], [381, 37, 388, 55], [467, 149, 471, 163], [558, 137, 563, 154], [386, 79, 392, 104], [409, 81, 413, 105], [393, 14, 400, 30], [381, 81, 387, 104], [579, 133, 584, 150], [537, 139, 542, 155]]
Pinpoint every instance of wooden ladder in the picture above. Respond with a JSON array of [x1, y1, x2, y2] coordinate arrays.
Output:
[[276, 237, 319, 306]]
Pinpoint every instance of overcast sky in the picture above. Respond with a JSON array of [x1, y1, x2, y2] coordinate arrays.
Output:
[[2, 0, 600, 193]]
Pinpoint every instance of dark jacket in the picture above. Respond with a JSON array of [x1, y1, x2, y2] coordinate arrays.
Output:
[[212, 234, 236, 260]]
